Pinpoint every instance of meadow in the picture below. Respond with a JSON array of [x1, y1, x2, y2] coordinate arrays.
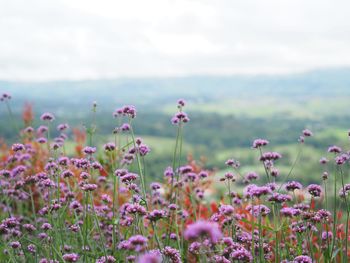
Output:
[[0, 90, 350, 262]]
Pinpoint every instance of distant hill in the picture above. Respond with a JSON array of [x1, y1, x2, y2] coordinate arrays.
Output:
[[1, 67, 350, 114]]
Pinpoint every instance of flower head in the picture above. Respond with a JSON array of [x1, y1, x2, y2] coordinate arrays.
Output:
[[184, 220, 222, 243]]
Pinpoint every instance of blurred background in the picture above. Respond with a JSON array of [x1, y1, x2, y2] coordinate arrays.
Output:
[[1, 0, 350, 184]]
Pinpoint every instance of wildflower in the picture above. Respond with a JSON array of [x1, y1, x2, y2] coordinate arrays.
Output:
[[280, 207, 300, 217], [335, 153, 349, 165], [104, 142, 116, 151], [162, 246, 181, 263], [199, 171, 208, 178], [41, 223, 52, 231], [9, 241, 21, 249], [322, 171, 329, 180], [27, 244, 36, 254], [120, 123, 131, 131], [339, 184, 350, 197], [164, 167, 174, 177], [307, 184, 322, 197], [115, 169, 128, 177], [12, 143, 25, 152], [328, 145, 342, 154], [268, 193, 292, 203], [302, 129, 313, 137], [285, 181, 303, 191], [113, 105, 137, 119], [81, 183, 98, 192], [178, 165, 193, 174], [1, 92, 11, 101], [177, 99, 186, 107], [321, 231, 333, 241], [244, 184, 271, 198], [0, 169, 11, 178], [150, 182, 161, 191], [62, 253, 80, 262], [37, 137, 47, 144], [319, 157, 328, 164], [270, 167, 279, 177], [225, 159, 240, 168], [58, 157, 70, 166], [230, 248, 253, 262], [83, 146, 96, 155], [171, 112, 190, 125], [137, 251, 162, 263], [40, 113, 55, 122], [120, 172, 138, 184], [57, 123, 69, 131], [96, 256, 117, 263], [23, 224, 36, 232], [293, 255, 313, 263], [147, 210, 167, 221], [252, 139, 269, 148], [244, 171, 259, 181], [184, 220, 222, 243], [260, 152, 282, 161], [219, 205, 235, 216], [247, 205, 271, 217]]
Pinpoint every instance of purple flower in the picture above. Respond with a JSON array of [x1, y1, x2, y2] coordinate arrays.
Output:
[[162, 246, 181, 263], [260, 152, 282, 161], [57, 123, 69, 131], [12, 143, 25, 152], [27, 244, 36, 254], [120, 123, 131, 131], [177, 99, 186, 107], [147, 210, 167, 221], [247, 205, 271, 217], [62, 253, 80, 262], [339, 184, 350, 198], [184, 220, 222, 243], [219, 205, 234, 216], [81, 183, 98, 192], [41, 223, 52, 231], [307, 184, 322, 197], [104, 142, 116, 152], [302, 129, 313, 137], [171, 112, 190, 125], [150, 182, 161, 191], [268, 193, 292, 203], [225, 159, 240, 168], [40, 113, 55, 122], [285, 181, 303, 191], [244, 171, 259, 182], [37, 137, 47, 144], [319, 157, 329, 164], [96, 256, 117, 263], [113, 105, 137, 119], [321, 231, 333, 241], [83, 146, 96, 155], [335, 153, 349, 165], [164, 167, 174, 177], [252, 139, 269, 149], [280, 207, 300, 217], [244, 184, 271, 198], [1, 92, 11, 101], [137, 252, 161, 263], [230, 248, 253, 262], [9, 241, 21, 249], [328, 145, 342, 154], [293, 255, 313, 263]]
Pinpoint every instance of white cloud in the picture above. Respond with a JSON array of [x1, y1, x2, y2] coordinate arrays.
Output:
[[0, 0, 350, 80]]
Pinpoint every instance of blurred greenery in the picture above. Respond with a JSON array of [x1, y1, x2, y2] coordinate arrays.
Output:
[[1, 67, 350, 188]]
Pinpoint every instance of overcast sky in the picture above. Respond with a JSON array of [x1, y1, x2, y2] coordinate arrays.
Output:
[[1, 0, 350, 81]]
